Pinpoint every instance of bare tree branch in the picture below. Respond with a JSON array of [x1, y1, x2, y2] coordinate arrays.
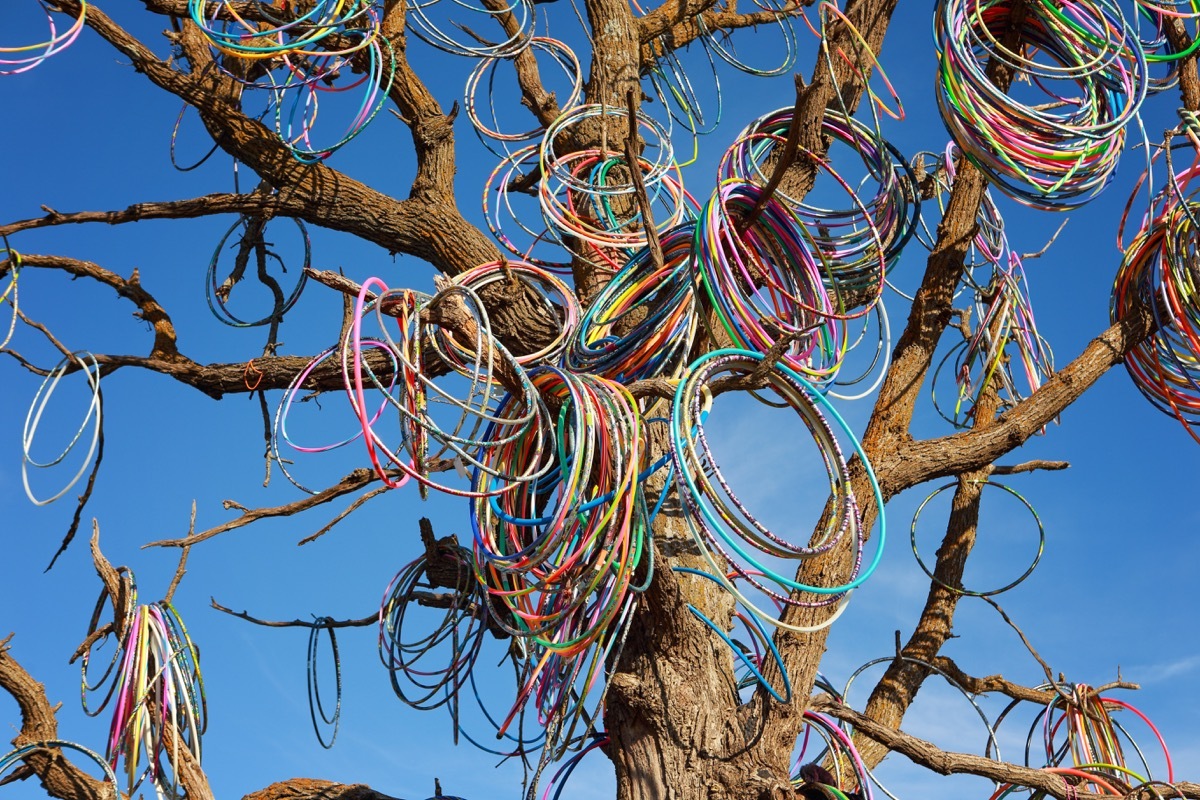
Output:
[[980, 596, 1057, 688], [0, 637, 119, 800], [2, 255, 404, 397], [899, 307, 1155, 489], [43, 0, 499, 275], [766, 0, 1026, 764], [45, 390, 106, 572], [736, 75, 808, 235], [297, 487, 391, 546], [623, 90, 664, 270], [210, 587, 474, 629], [1164, 18, 1200, 112], [850, 282, 1014, 772], [164, 502, 197, 603], [848, 469, 991, 772], [928, 656, 1140, 705], [478, 0, 563, 128], [637, 0, 722, 45], [143, 468, 392, 548], [637, 0, 810, 56], [17, 255, 180, 360], [210, 600, 379, 629], [0, 191, 299, 240], [991, 459, 1070, 475], [241, 778, 402, 800], [811, 696, 1200, 800], [143, 458, 456, 549]]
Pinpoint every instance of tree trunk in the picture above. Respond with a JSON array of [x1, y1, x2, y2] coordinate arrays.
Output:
[[603, 424, 795, 800]]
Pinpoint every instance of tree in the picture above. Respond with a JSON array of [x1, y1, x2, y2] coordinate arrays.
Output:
[[1, 1, 1198, 800]]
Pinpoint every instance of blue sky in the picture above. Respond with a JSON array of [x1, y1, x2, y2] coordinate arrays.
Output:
[[2, 2, 1199, 799]]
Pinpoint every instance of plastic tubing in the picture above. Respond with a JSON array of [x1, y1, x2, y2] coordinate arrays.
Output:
[[519, 595, 638, 754], [1, 245, 19, 350], [645, 33, 723, 139], [1, 2, 88, 74], [1038, 684, 1174, 783], [437, 260, 581, 367], [189, 3, 394, 160], [724, 108, 920, 284], [105, 602, 205, 799], [1111, 143, 1200, 441], [829, 298, 892, 401], [307, 617, 341, 749], [842, 654, 1003, 799], [22, 351, 102, 507], [378, 549, 486, 711], [484, 144, 574, 272], [931, 254, 1053, 429], [471, 368, 648, 654], [79, 568, 139, 718], [909, 144, 1009, 300], [465, 37, 583, 154], [537, 150, 694, 269], [189, 0, 379, 59], [206, 216, 311, 327], [405, 0, 534, 57], [909, 480, 1045, 596], [935, 0, 1148, 209], [271, 36, 397, 162], [0, 740, 119, 789], [539, 733, 609, 800], [790, 710, 874, 799], [540, 104, 675, 196], [674, 567, 792, 703], [272, 340, 398, 495], [669, 349, 885, 630], [344, 279, 551, 496], [567, 222, 700, 382], [699, 0, 799, 77], [692, 180, 849, 387]]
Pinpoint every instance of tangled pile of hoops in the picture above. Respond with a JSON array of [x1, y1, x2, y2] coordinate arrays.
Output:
[[1111, 109, 1200, 443], [72, 570, 206, 799], [187, 0, 397, 162], [4, 0, 1199, 794], [269, 254, 887, 757]]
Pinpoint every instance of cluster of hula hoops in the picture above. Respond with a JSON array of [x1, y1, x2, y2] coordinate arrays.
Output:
[[11, 568, 213, 800], [276, 256, 887, 762], [3, 0, 1199, 795], [186, 0, 398, 163], [803, 668, 1181, 800], [1112, 108, 1200, 444], [932, 0, 1200, 442]]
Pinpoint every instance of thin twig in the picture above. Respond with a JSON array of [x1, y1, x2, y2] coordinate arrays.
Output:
[[143, 460, 446, 550], [1019, 219, 1069, 260], [210, 598, 379, 628], [257, 389, 273, 487], [15, 309, 74, 361], [0, 348, 54, 377], [210, 591, 472, 628], [298, 487, 390, 546], [979, 596, 1056, 688], [164, 501, 196, 604], [991, 460, 1069, 475]]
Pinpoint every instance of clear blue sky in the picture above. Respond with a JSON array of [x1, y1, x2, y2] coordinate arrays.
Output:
[[1, 2, 1198, 799]]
